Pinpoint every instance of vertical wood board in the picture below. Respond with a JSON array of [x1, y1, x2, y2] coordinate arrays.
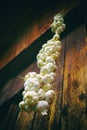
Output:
[[62, 24, 87, 130]]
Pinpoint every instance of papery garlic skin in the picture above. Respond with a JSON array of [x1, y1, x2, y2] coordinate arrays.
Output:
[[35, 100, 49, 115], [19, 13, 65, 115], [45, 90, 55, 104]]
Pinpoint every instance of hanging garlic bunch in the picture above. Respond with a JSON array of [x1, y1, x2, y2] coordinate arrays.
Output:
[[19, 13, 65, 115]]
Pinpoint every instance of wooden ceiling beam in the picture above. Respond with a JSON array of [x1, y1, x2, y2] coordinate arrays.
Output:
[[0, 0, 82, 70]]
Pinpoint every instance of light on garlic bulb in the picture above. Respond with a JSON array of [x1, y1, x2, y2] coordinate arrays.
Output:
[[19, 13, 66, 115], [35, 100, 49, 115]]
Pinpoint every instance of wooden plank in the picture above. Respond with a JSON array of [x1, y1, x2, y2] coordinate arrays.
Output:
[[32, 38, 65, 130], [14, 111, 34, 130], [0, 1, 65, 70], [1, 103, 19, 130], [61, 25, 87, 130], [0, 17, 38, 69], [0, 0, 83, 70]]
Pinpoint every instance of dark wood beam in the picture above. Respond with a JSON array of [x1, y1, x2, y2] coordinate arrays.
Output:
[[0, 0, 82, 70]]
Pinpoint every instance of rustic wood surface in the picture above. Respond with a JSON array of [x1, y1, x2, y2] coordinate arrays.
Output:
[[0, 1, 63, 69], [0, 0, 87, 130], [0, 103, 19, 130], [0, 0, 82, 69], [61, 24, 87, 130]]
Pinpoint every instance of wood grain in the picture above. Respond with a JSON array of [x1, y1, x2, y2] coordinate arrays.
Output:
[[0, 1, 87, 130], [0, 0, 82, 70], [61, 24, 87, 130], [0, 1, 63, 70], [14, 111, 34, 130], [1, 103, 19, 130]]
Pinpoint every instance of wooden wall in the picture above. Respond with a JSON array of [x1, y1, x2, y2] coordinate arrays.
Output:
[[0, 0, 83, 69], [0, 0, 87, 130]]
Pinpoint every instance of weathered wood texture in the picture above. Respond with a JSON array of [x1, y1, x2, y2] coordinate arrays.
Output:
[[61, 24, 87, 130], [0, 1, 62, 69], [0, 0, 82, 69], [0, 0, 87, 130], [0, 101, 19, 130]]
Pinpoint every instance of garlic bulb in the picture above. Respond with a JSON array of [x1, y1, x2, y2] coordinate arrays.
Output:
[[19, 13, 65, 115], [35, 100, 49, 115], [45, 90, 55, 104], [38, 89, 45, 100], [24, 78, 40, 91]]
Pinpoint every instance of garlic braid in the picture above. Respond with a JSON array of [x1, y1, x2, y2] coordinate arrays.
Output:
[[19, 13, 65, 115]]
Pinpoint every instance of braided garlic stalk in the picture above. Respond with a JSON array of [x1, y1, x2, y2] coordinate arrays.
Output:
[[19, 13, 65, 115]]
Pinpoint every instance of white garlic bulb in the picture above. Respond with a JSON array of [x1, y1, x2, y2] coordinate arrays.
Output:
[[24, 78, 40, 90], [45, 90, 55, 104], [38, 89, 45, 100], [35, 100, 49, 115], [24, 72, 37, 81]]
